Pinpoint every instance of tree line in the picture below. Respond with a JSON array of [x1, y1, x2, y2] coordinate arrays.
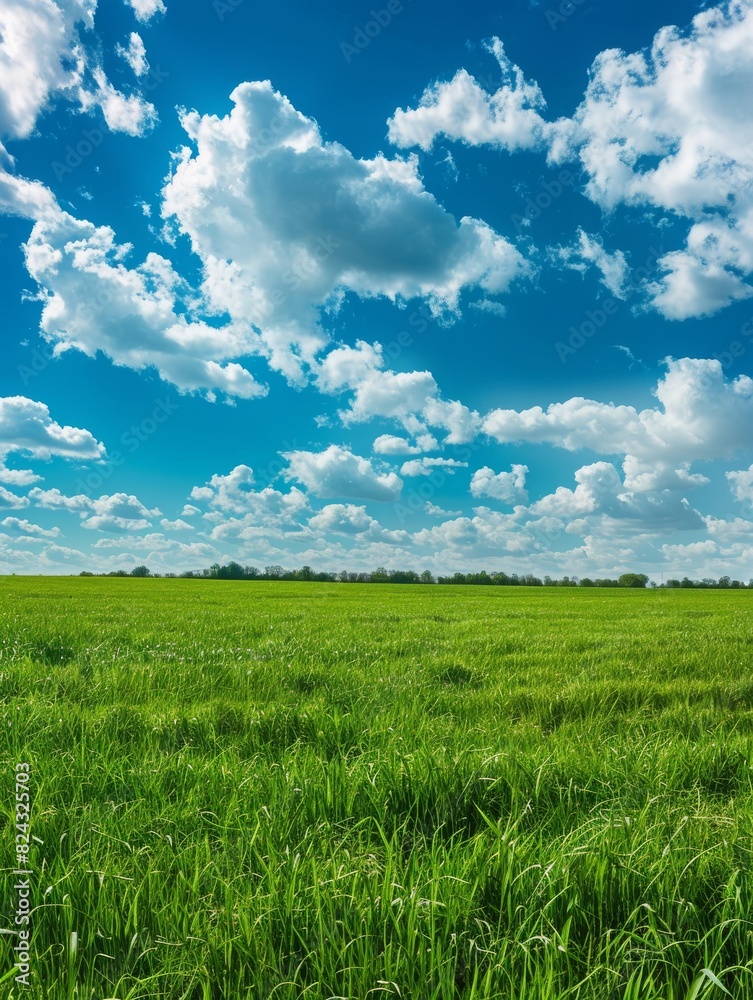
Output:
[[79, 564, 753, 589]]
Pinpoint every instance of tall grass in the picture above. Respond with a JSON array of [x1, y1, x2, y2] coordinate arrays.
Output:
[[0, 579, 751, 998]]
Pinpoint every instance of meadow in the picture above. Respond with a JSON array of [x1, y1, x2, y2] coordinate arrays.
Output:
[[0, 577, 751, 999]]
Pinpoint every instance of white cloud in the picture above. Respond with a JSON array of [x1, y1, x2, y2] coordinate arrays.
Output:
[[388, 39, 548, 153], [0, 396, 104, 487], [82, 494, 161, 533], [470, 464, 528, 503], [0, 0, 92, 141], [316, 341, 384, 393], [308, 504, 407, 544], [79, 66, 156, 136], [92, 534, 221, 575], [28, 487, 92, 513], [390, 3, 753, 319], [557, 230, 629, 300], [282, 445, 402, 502], [373, 434, 422, 456], [1, 516, 60, 539], [124, 0, 166, 22], [24, 210, 266, 400], [727, 464, 753, 503], [320, 341, 478, 445], [189, 464, 255, 513], [648, 252, 753, 320], [0, 0, 156, 143], [160, 518, 193, 531], [469, 298, 506, 318], [555, 1, 753, 317], [116, 32, 149, 78], [161, 80, 528, 383], [530, 462, 705, 532], [400, 457, 468, 477], [188, 466, 311, 546], [29, 487, 160, 533], [342, 369, 438, 424], [483, 358, 753, 488], [424, 501, 463, 518]]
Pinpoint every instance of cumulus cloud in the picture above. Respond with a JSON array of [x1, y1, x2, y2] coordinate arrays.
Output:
[[0, 0, 156, 144], [727, 464, 753, 503], [470, 464, 528, 503], [124, 0, 166, 22], [0, 487, 30, 509], [530, 462, 705, 531], [188, 466, 311, 546], [82, 494, 162, 532], [388, 39, 548, 153], [24, 211, 266, 400], [557, 230, 629, 300], [160, 518, 193, 531], [161, 80, 528, 383], [29, 487, 160, 532], [400, 457, 468, 477], [1, 516, 60, 540], [0, 396, 104, 487], [390, 4, 753, 319], [373, 434, 423, 456], [308, 504, 408, 544], [483, 358, 753, 489], [282, 445, 402, 502], [116, 32, 149, 78], [554, 2, 753, 317], [318, 340, 478, 444]]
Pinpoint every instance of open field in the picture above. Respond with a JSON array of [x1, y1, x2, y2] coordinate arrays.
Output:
[[0, 578, 752, 999]]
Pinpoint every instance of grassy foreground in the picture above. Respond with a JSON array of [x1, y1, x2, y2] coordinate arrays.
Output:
[[0, 578, 752, 999]]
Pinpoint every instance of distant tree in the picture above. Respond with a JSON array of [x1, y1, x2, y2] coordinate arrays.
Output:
[[420, 570, 435, 584], [131, 565, 151, 577], [618, 573, 649, 588], [264, 565, 284, 579]]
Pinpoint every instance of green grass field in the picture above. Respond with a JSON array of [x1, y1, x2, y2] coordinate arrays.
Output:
[[1, 578, 752, 999]]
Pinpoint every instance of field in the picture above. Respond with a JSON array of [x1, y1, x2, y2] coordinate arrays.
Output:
[[0, 578, 752, 999]]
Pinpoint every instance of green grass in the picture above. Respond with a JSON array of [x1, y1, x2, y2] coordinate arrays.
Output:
[[0, 578, 752, 999]]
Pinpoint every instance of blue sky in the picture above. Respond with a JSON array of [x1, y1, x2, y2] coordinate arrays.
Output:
[[1, 0, 753, 579]]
